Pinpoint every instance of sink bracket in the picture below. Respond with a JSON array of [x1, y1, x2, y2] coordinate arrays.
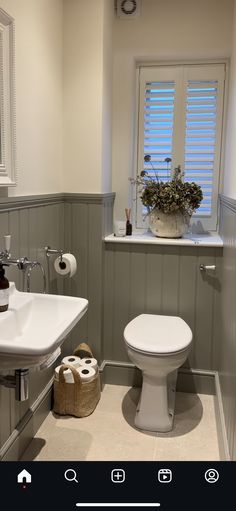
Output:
[[0, 369, 29, 401]]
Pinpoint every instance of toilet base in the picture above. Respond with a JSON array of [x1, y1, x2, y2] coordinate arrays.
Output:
[[134, 370, 178, 433]]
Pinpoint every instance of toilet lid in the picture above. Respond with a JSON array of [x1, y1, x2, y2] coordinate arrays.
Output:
[[124, 314, 192, 354]]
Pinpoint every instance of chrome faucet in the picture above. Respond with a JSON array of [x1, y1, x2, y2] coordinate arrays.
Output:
[[25, 261, 46, 293], [0, 235, 46, 293]]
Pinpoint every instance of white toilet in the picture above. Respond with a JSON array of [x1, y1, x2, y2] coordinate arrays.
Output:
[[124, 314, 192, 433]]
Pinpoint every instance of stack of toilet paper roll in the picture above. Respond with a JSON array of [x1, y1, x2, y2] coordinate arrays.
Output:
[[54, 354, 98, 384]]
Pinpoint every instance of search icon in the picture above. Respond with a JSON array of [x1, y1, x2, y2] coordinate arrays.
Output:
[[64, 469, 78, 483]]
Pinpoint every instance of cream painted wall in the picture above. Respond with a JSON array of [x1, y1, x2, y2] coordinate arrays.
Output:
[[223, 1, 236, 198], [101, 0, 113, 193], [0, 0, 63, 197], [63, 0, 113, 193], [112, 0, 234, 220], [0, 0, 233, 201]]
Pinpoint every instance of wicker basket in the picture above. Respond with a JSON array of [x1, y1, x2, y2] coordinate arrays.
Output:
[[73, 342, 93, 359], [53, 364, 101, 417]]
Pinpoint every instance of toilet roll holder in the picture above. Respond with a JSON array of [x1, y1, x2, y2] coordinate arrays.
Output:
[[45, 246, 64, 263], [45, 245, 67, 270], [45, 246, 76, 277]]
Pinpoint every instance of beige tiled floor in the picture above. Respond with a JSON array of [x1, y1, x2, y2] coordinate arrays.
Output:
[[21, 385, 220, 461]]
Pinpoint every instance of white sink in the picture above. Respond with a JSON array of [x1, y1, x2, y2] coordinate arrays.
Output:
[[0, 283, 88, 370]]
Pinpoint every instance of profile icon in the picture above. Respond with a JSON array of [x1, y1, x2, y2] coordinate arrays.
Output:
[[204, 469, 219, 483]]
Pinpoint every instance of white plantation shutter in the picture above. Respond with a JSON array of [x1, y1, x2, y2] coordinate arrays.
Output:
[[143, 80, 175, 181], [136, 64, 225, 230]]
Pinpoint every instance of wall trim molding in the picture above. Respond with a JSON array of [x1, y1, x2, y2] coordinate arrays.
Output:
[[0, 377, 54, 461], [0, 193, 64, 211], [214, 372, 230, 461], [101, 360, 216, 395], [220, 194, 236, 213], [100, 359, 216, 377], [0, 192, 116, 211], [64, 192, 115, 204]]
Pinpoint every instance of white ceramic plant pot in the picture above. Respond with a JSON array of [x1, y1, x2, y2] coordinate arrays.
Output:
[[149, 209, 191, 238]]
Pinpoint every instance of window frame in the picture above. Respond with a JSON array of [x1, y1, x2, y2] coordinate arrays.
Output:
[[134, 61, 228, 232], [0, 8, 16, 187]]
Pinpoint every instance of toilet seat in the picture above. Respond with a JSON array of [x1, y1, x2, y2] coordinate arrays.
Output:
[[124, 314, 192, 355]]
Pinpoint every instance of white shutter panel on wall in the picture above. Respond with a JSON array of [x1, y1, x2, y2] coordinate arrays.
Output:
[[137, 67, 182, 226], [136, 64, 225, 231], [184, 81, 217, 215], [143, 80, 175, 181], [183, 65, 225, 228]]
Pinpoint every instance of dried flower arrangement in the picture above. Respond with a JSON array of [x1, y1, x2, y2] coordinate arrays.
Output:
[[130, 156, 203, 216]]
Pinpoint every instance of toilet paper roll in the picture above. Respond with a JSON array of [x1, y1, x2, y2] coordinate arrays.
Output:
[[54, 365, 75, 383], [61, 355, 81, 368], [79, 357, 98, 372], [77, 366, 96, 382], [54, 253, 77, 277]]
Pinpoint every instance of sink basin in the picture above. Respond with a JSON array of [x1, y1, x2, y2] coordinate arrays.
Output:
[[0, 283, 88, 370]]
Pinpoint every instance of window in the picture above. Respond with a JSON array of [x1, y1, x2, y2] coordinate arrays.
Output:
[[135, 64, 226, 231]]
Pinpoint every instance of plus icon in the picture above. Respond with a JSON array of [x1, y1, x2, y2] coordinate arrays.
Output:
[[111, 469, 125, 483]]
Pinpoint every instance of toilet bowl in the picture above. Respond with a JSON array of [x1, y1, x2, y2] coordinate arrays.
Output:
[[124, 314, 192, 433]]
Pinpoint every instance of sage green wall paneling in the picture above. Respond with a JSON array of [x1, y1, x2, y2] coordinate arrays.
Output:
[[103, 244, 115, 360], [56, 201, 65, 297], [1, 210, 28, 432], [0, 193, 115, 456], [8, 211, 21, 290], [103, 243, 222, 372], [130, 245, 147, 318], [146, 245, 163, 313], [28, 204, 64, 406], [0, 198, 66, 453], [68, 202, 89, 354], [28, 207, 40, 293], [87, 203, 103, 361], [71, 203, 88, 298], [18, 209, 29, 290], [62, 195, 115, 361], [0, 192, 224, 458], [222, 206, 236, 459], [101, 196, 116, 360], [178, 247, 197, 369], [0, 211, 9, 242], [211, 248, 222, 370], [41, 204, 55, 293], [0, 211, 11, 447], [63, 202, 72, 299], [194, 248, 218, 370], [162, 246, 180, 314], [61, 202, 76, 356], [42, 203, 65, 296], [62, 195, 115, 362], [113, 244, 131, 362], [219, 196, 236, 460]]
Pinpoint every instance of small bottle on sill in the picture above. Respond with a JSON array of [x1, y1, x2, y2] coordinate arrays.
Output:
[[125, 208, 132, 236], [126, 220, 132, 236]]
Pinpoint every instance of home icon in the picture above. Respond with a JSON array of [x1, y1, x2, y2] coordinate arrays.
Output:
[[17, 469, 32, 484]]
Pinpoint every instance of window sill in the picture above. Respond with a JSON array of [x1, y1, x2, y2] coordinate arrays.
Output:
[[104, 231, 223, 247]]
